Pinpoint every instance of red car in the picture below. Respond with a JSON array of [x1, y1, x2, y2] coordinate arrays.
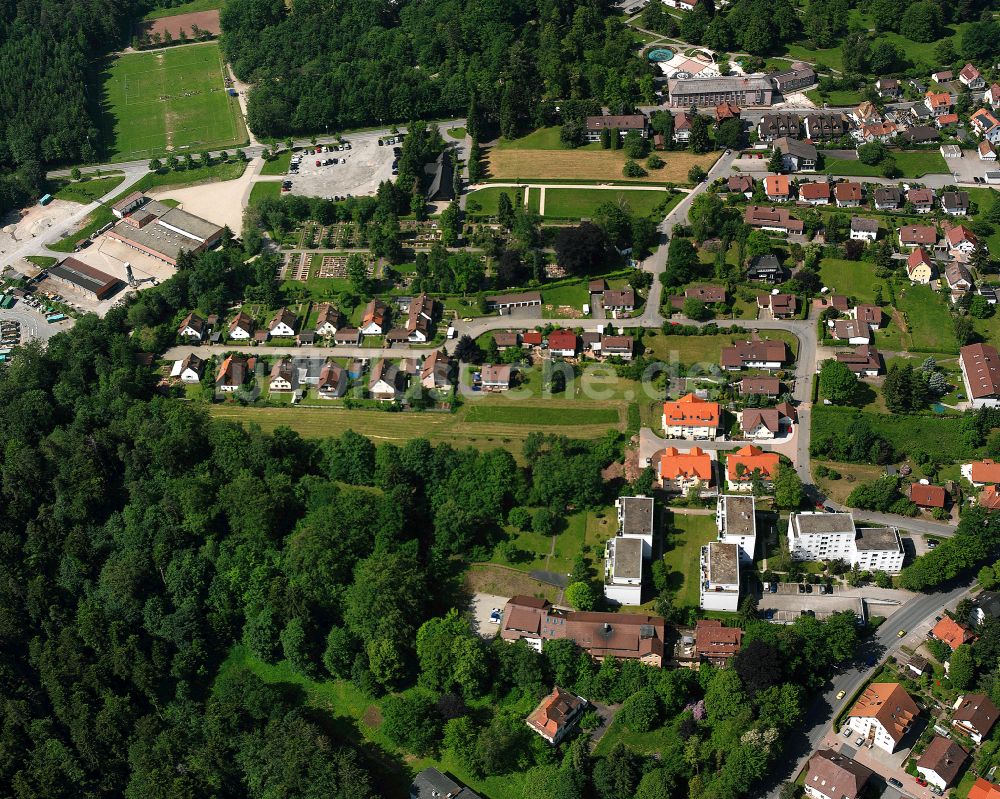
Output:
[[916, 778, 928, 787]]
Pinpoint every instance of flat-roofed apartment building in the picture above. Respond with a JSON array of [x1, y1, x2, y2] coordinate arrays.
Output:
[[789, 512, 904, 572], [106, 196, 223, 266], [667, 75, 774, 108], [48, 257, 122, 301], [604, 496, 655, 605], [961, 343, 1000, 408], [716, 495, 756, 563], [700, 541, 740, 611]]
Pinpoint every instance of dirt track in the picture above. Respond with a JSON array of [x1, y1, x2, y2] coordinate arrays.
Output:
[[137, 10, 221, 39], [488, 148, 719, 183]]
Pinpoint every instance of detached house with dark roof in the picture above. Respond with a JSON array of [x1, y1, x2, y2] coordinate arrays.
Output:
[[773, 136, 817, 171], [953, 694, 999, 744], [844, 682, 918, 753], [526, 687, 587, 744], [177, 312, 205, 341], [961, 342, 1000, 408], [805, 750, 873, 799], [917, 736, 968, 793]]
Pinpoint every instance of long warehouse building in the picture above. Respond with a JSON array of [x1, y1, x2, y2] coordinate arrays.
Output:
[[48, 258, 122, 301], [106, 196, 223, 266]]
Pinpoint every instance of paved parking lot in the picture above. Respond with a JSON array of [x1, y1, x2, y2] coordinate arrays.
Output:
[[469, 592, 509, 638], [287, 136, 396, 198], [759, 593, 867, 622], [0, 303, 70, 343]]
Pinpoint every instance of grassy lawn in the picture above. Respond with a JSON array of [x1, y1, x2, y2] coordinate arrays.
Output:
[[818, 258, 885, 304], [877, 24, 972, 69], [260, 151, 291, 175], [594, 719, 680, 757], [447, 126, 467, 139], [543, 187, 671, 219], [812, 459, 888, 505], [896, 283, 958, 354], [490, 506, 612, 576], [465, 186, 525, 216], [806, 89, 864, 106], [207, 398, 625, 462], [967, 187, 1000, 257], [248, 180, 281, 206], [24, 255, 57, 268], [488, 146, 719, 185], [643, 330, 798, 368], [661, 512, 717, 608], [94, 41, 247, 162], [464, 405, 619, 425], [51, 175, 125, 204], [494, 127, 569, 151], [779, 42, 843, 72], [142, 0, 224, 19], [822, 151, 948, 178], [812, 405, 977, 463]]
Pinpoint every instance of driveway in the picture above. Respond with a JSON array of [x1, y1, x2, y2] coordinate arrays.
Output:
[[468, 592, 508, 639]]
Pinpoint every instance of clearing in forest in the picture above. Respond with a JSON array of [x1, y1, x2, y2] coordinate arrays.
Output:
[[95, 41, 246, 162]]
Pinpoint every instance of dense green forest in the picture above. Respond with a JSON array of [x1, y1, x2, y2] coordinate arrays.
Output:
[[220, 0, 652, 139]]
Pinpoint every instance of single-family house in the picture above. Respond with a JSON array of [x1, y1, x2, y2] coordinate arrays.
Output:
[[844, 682, 918, 753], [316, 360, 346, 398], [932, 616, 975, 650], [764, 174, 791, 202], [744, 206, 804, 234], [961, 342, 1000, 408], [798, 181, 831, 205], [906, 248, 935, 284], [987, 84, 1000, 108], [836, 344, 883, 377], [980, 140, 997, 161], [658, 446, 713, 493], [420, 350, 451, 390], [313, 302, 344, 337], [481, 363, 511, 391], [522, 330, 543, 348], [673, 284, 728, 306], [909, 482, 946, 509], [942, 191, 971, 216], [906, 654, 931, 677], [831, 318, 872, 344], [369, 359, 405, 401], [721, 334, 789, 370], [172, 352, 204, 383], [907, 188, 935, 213], [965, 459, 1000, 486], [946, 262, 975, 298], [268, 308, 297, 338], [759, 292, 798, 319], [875, 78, 901, 99], [177, 312, 205, 341], [901, 124, 939, 144], [547, 329, 578, 358], [925, 91, 952, 116], [741, 408, 783, 440], [850, 216, 878, 242], [757, 113, 800, 142], [726, 445, 779, 491], [946, 224, 978, 256], [972, 108, 1000, 143], [804, 750, 873, 799], [405, 293, 437, 342], [858, 122, 897, 143], [981, 485, 1000, 510], [873, 186, 902, 211], [854, 304, 884, 330], [673, 112, 693, 144], [727, 175, 755, 198], [601, 335, 634, 360], [899, 224, 938, 248], [215, 355, 247, 392], [937, 112, 960, 129], [739, 376, 782, 397], [333, 327, 361, 346], [953, 694, 999, 744], [268, 357, 297, 392], [773, 136, 817, 171], [852, 101, 881, 126], [361, 299, 389, 335], [916, 736, 968, 793], [603, 287, 636, 316], [746, 253, 789, 282], [961, 63, 986, 90], [694, 619, 743, 667], [715, 101, 741, 123], [969, 779, 1000, 799], [662, 393, 722, 440], [411, 768, 482, 799], [228, 311, 254, 341], [493, 332, 520, 351], [526, 687, 587, 745]]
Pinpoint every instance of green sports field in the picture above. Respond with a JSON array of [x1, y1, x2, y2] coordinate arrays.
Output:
[[96, 42, 246, 162]]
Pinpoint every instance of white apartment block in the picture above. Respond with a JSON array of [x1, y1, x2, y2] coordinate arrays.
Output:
[[716, 495, 757, 564], [604, 496, 656, 605], [788, 512, 904, 573], [700, 541, 740, 612]]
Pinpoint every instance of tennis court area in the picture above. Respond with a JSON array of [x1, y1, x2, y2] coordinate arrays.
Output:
[[97, 41, 246, 162]]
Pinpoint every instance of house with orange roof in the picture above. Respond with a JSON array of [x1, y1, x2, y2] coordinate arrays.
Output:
[[964, 459, 1000, 486], [906, 248, 935, 284], [726, 445, 779, 491], [925, 91, 952, 117], [525, 686, 587, 745], [969, 777, 1000, 799], [659, 446, 714, 493], [662, 393, 722, 440], [980, 484, 1000, 510], [845, 682, 918, 753], [931, 616, 975, 650], [765, 174, 791, 202]]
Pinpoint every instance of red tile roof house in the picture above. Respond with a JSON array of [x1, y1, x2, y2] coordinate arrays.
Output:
[[739, 376, 782, 397], [898, 224, 937, 248], [909, 482, 946, 509], [658, 446, 714, 493], [834, 181, 863, 207], [525, 687, 587, 745], [907, 188, 935, 213], [522, 330, 543, 348], [853, 304, 883, 330], [960, 342, 1000, 409], [721, 335, 789, 370], [602, 287, 636, 316], [547, 329, 578, 357], [798, 181, 831, 205], [964, 459, 1000, 487], [925, 91, 952, 116], [758, 293, 798, 319], [960, 62, 986, 89], [953, 693, 999, 744], [694, 619, 743, 667], [765, 174, 792, 202], [744, 205, 804, 234], [931, 616, 975, 650], [805, 749, 873, 799], [836, 345, 882, 377], [916, 735, 968, 793]]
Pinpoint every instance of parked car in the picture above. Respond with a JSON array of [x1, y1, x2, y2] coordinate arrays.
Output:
[[888, 778, 903, 789], [855, 736, 865, 746], [836, 690, 846, 699], [489, 608, 501, 623], [842, 727, 851, 737], [897, 629, 906, 637], [797, 584, 805, 594], [916, 778, 928, 787], [804, 584, 813, 594]]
